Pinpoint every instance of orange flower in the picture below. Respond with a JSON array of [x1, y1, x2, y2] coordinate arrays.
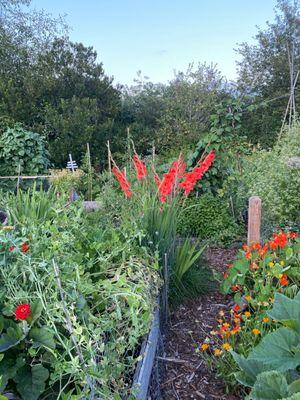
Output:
[[214, 349, 223, 356], [242, 244, 250, 251], [245, 251, 252, 259], [244, 311, 251, 318], [258, 244, 269, 257], [231, 284, 241, 292], [201, 343, 209, 351], [245, 295, 252, 302], [252, 328, 261, 335], [230, 325, 241, 335], [223, 343, 232, 351], [279, 274, 289, 286], [262, 317, 269, 323], [250, 262, 259, 270], [251, 243, 261, 251], [233, 304, 240, 313]]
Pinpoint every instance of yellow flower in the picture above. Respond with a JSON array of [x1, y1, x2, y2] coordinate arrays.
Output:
[[280, 261, 285, 266], [2, 225, 14, 231], [223, 343, 232, 351], [222, 322, 230, 328], [277, 274, 283, 279], [244, 311, 251, 318], [245, 295, 252, 302], [210, 330, 218, 336], [214, 349, 223, 356], [263, 317, 269, 323], [252, 328, 261, 335], [268, 262, 275, 268], [201, 343, 209, 351]]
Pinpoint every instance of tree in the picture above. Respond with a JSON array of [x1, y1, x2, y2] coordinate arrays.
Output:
[[236, 0, 300, 146]]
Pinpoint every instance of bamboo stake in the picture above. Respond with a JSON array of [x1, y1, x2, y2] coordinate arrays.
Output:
[[107, 140, 112, 176]]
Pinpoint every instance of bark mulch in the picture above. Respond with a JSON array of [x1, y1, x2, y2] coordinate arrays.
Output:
[[160, 247, 241, 400]]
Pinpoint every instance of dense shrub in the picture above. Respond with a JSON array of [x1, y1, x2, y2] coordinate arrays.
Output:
[[236, 123, 300, 236], [178, 193, 241, 243], [0, 124, 50, 175]]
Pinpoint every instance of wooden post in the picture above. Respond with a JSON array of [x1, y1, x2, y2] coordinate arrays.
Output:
[[69, 154, 75, 173], [247, 196, 262, 245]]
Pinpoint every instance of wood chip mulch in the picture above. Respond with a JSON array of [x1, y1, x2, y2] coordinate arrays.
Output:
[[160, 247, 241, 400]]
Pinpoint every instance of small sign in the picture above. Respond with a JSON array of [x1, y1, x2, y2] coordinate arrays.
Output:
[[66, 161, 78, 170]]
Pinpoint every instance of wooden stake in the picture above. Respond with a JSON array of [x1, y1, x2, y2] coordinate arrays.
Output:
[[107, 140, 112, 176], [247, 196, 262, 245], [69, 153, 75, 173]]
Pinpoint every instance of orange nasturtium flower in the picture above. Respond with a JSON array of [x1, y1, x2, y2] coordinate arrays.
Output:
[[262, 317, 269, 323], [244, 311, 251, 318], [280, 274, 289, 286], [223, 343, 232, 351], [214, 349, 223, 356], [252, 328, 261, 335], [245, 295, 252, 302], [201, 343, 209, 351]]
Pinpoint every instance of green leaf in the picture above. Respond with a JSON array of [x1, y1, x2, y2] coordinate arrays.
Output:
[[249, 327, 300, 372], [251, 370, 289, 400], [15, 365, 49, 400], [0, 323, 24, 352], [0, 355, 25, 392], [29, 300, 43, 325], [231, 351, 269, 387], [268, 293, 300, 333], [289, 379, 300, 395], [29, 327, 56, 350]]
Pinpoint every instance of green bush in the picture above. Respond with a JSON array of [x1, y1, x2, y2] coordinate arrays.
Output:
[[236, 122, 300, 236], [0, 124, 50, 175], [178, 193, 241, 243]]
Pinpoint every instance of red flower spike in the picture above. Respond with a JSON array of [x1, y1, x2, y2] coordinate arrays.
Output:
[[15, 303, 31, 320], [112, 165, 133, 198], [158, 156, 186, 202], [133, 153, 147, 180], [179, 150, 215, 196]]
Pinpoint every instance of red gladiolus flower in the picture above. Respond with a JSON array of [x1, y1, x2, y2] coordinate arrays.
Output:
[[258, 244, 269, 257], [158, 156, 186, 203], [21, 243, 29, 253], [179, 150, 215, 196], [288, 232, 298, 239], [280, 274, 289, 286], [112, 165, 133, 198], [154, 174, 162, 189], [251, 243, 261, 251], [133, 153, 147, 180], [15, 303, 31, 320], [9, 246, 14, 252]]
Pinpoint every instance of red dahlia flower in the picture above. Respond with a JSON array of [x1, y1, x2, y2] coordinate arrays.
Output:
[[15, 303, 31, 320], [179, 150, 215, 196], [133, 153, 147, 180], [112, 165, 133, 198]]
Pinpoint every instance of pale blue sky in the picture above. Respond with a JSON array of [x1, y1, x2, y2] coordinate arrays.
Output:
[[31, 0, 278, 85]]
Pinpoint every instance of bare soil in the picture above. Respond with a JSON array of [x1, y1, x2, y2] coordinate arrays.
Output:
[[160, 247, 241, 400]]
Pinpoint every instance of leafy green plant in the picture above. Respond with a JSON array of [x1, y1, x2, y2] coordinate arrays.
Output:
[[178, 193, 242, 243], [0, 124, 50, 175], [231, 291, 300, 400]]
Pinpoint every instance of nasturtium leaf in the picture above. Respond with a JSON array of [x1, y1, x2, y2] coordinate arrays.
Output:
[[29, 327, 56, 350], [0, 355, 25, 392], [15, 364, 49, 400], [251, 370, 289, 400], [268, 293, 300, 333], [29, 300, 43, 325], [289, 378, 300, 395], [249, 327, 300, 372]]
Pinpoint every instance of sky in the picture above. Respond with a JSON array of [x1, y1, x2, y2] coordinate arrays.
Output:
[[30, 0, 278, 85]]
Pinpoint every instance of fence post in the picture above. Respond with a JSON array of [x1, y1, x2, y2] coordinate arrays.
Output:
[[247, 196, 262, 245]]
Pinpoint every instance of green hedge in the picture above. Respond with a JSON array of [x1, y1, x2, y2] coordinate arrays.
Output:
[[178, 193, 241, 243]]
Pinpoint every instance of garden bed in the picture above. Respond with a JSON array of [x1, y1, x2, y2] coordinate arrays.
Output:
[[161, 247, 240, 400]]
